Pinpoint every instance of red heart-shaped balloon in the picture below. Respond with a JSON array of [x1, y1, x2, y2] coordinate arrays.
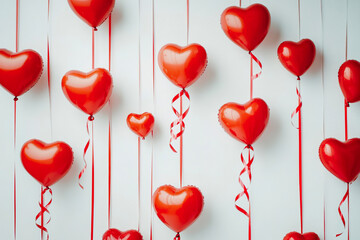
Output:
[[153, 185, 204, 233], [0, 49, 43, 97], [68, 0, 115, 29], [338, 60, 360, 103], [62, 68, 113, 116], [221, 4, 271, 52], [127, 112, 155, 139], [218, 98, 270, 145], [21, 139, 73, 187], [102, 229, 143, 240], [158, 44, 207, 89], [283, 232, 320, 240], [319, 138, 360, 183], [277, 39, 316, 77]]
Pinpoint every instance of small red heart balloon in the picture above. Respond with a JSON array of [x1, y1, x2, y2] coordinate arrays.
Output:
[[338, 60, 360, 103], [21, 139, 73, 187], [127, 112, 155, 139], [62, 68, 113, 116], [319, 138, 360, 183], [153, 185, 204, 233], [277, 39, 316, 77], [221, 4, 271, 52], [68, 0, 115, 29], [283, 232, 320, 240], [218, 98, 270, 145], [0, 49, 43, 97], [102, 229, 143, 240], [158, 44, 207, 89]]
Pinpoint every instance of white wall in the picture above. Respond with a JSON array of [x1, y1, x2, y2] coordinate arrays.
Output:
[[0, 0, 359, 239]]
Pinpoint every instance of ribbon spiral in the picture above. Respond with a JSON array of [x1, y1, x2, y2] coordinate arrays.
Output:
[[79, 116, 94, 189], [291, 77, 302, 129], [35, 187, 52, 240], [235, 145, 254, 240], [169, 89, 190, 153], [336, 184, 349, 237]]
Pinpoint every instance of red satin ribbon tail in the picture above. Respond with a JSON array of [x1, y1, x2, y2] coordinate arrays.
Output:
[[174, 233, 180, 240], [235, 145, 254, 240], [249, 51, 263, 81], [336, 186, 349, 237], [79, 117, 93, 189], [291, 78, 302, 129], [35, 187, 52, 240], [169, 89, 190, 152]]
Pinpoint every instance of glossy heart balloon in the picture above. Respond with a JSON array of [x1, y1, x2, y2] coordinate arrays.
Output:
[[221, 4, 271, 52], [218, 98, 270, 145], [0, 49, 43, 97], [21, 139, 73, 187], [158, 44, 207, 89], [102, 229, 143, 240], [319, 138, 360, 183], [153, 185, 204, 233], [127, 112, 155, 139], [283, 232, 320, 240], [62, 68, 113, 116], [277, 39, 316, 77], [68, 0, 115, 29], [338, 60, 360, 103]]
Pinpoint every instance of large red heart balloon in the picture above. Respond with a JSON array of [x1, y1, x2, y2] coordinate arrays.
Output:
[[319, 138, 360, 183], [21, 139, 73, 187], [153, 185, 204, 233], [221, 4, 271, 52], [277, 39, 316, 77], [0, 49, 43, 97], [158, 44, 207, 89], [218, 98, 270, 145], [338, 60, 360, 103], [127, 112, 155, 139], [283, 232, 320, 240], [102, 229, 143, 240], [68, 0, 115, 29], [62, 68, 113, 116]]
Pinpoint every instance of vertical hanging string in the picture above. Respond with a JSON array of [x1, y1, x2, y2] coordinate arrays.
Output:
[[235, 145, 254, 240], [90, 119, 95, 240], [107, 13, 112, 230], [92, 29, 95, 69], [150, 0, 155, 238], [13, 97, 18, 240], [320, 0, 326, 239], [47, 0, 52, 139], [297, 0, 303, 234], [13, 1, 19, 239], [137, 0, 142, 232], [347, 183, 350, 240], [35, 187, 52, 240], [239, 0, 241, 7]]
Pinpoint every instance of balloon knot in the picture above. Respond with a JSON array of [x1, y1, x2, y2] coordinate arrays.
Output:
[[297, 76, 301, 80], [174, 233, 180, 240], [14, 97, 18, 102], [345, 101, 350, 107], [88, 115, 95, 121], [248, 51, 252, 54], [93, 27, 98, 31], [246, 144, 252, 148]]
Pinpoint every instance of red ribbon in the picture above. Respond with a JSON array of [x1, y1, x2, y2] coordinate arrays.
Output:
[[174, 233, 180, 240], [336, 184, 349, 238], [108, 13, 112, 229], [235, 145, 254, 240], [169, 89, 190, 153], [35, 187, 52, 240], [249, 52, 262, 100], [79, 116, 93, 189]]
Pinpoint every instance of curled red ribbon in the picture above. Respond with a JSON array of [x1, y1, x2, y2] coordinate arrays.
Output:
[[174, 233, 180, 240], [169, 89, 190, 153], [249, 51, 262, 99], [79, 116, 94, 189], [336, 184, 349, 238], [291, 77, 302, 129], [235, 145, 254, 240], [35, 187, 52, 240]]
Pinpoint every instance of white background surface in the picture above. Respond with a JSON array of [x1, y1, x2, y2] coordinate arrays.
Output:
[[0, 0, 359, 239]]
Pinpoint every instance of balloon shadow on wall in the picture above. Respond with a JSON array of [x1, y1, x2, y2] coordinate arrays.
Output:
[[257, 109, 282, 157], [185, 204, 212, 238], [307, 47, 322, 81], [192, 62, 217, 97], [261, 20, 282, 51], [110, 2, 123, 27]]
